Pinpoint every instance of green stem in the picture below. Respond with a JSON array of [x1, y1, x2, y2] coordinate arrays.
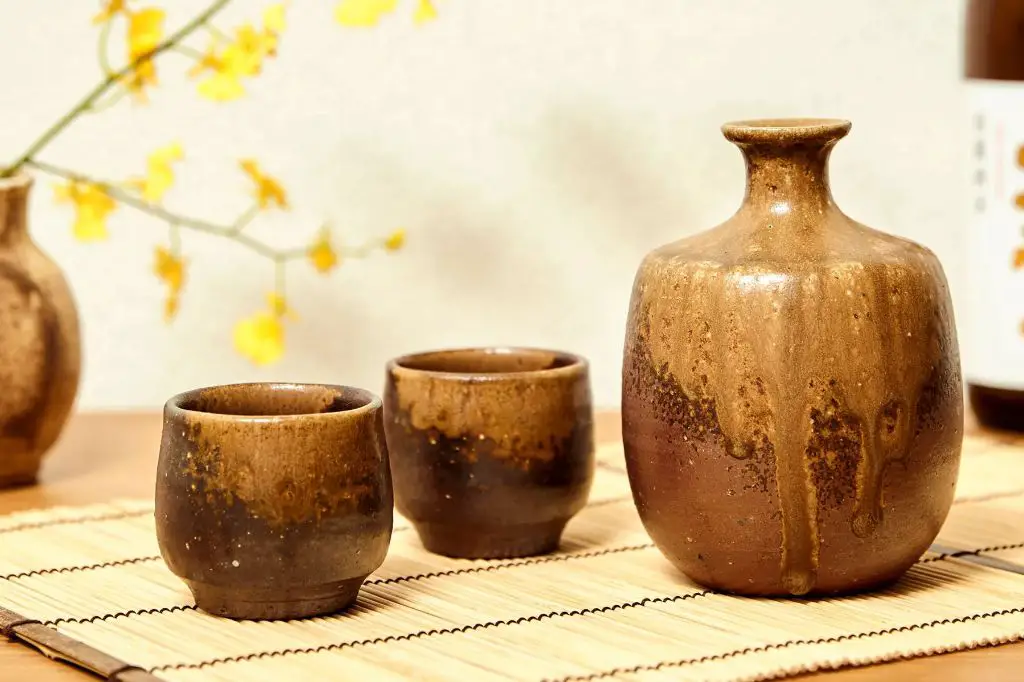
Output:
[[230, 203, 259, 234], [2, 0, 232, 178], [97, 14, 115, 77], [86, 86, 130, 113], [169, 222, 182, 252], [274, 259, 287, 303], [27, 159, 282, 260], [170, 44, 206, 60], [205, 23, 231, 42]]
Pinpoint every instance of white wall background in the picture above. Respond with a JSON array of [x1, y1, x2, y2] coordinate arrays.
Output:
[[0, 0, 968, 410]]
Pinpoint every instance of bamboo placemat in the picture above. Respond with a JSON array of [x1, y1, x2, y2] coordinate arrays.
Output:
[[3, 434, 1024, 681]]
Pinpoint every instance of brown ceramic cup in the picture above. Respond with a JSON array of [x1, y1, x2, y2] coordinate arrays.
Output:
[[155, 382, 393, 620], [384, 347, 594, 559]]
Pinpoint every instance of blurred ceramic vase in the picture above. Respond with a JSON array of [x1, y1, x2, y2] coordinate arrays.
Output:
[[0, 173, 80, 488], [621, 119, 963, 596]]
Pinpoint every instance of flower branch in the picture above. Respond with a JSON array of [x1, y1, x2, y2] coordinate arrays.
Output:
[[28, 159, 400, 262], [2, 0, 233, 177], [28, 155, 405, 363], [4, 0, 431, 363]]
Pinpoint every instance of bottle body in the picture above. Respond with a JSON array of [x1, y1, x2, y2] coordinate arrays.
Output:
[[965, 0, 1024, 430], [621, 120, 963, 596]]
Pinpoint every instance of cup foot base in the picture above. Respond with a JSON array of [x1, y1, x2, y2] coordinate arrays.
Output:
[[415, 520, 566, 559], [186, 577, 366, 620]]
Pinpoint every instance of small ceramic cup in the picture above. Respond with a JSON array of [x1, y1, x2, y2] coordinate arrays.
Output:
[[155, 382, 393, 620], [384, 347, 594, 559]]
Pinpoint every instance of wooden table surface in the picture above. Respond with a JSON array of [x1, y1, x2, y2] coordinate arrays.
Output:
[[1, 411, 1021, 681]]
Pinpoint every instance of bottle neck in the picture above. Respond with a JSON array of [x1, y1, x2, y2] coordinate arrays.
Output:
[[721, 119, 850, 231], [0, 174, 32, 246], [739, 143, 836, 219]]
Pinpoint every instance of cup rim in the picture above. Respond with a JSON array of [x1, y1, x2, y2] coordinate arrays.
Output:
[[387, 346, 587, 382], [165, 382, 382, 421]]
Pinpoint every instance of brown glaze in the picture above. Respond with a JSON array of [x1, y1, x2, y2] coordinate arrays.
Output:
[[0, 174, 81, 488], [621, 119, 964, 596], [155, 382, 393, 620], [384, 348, 594, 559]]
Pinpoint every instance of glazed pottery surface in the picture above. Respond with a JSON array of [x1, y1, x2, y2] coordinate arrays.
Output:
[[384, 347, 594, 559], [621, 119, 963, 596], [155, 382, 393, 620], [0, 174, 80, 488]]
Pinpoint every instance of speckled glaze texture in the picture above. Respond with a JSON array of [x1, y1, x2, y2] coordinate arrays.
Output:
[[0, 174, 80, 488], [155, 383, 393, 620], [621, 119, 963, 596], [384, 348, 594, 559]]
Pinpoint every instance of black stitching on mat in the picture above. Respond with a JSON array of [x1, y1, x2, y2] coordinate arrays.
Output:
[[3, 525, 413, 582], [43, 542, 656, 627], [544, 606, 1024, 682], [366, 543, 653, 586], [953, 541, 1024, 556], [49, 605, 195, 628], [21, 494, 1024, 631], [0, 509, 151, 536], [920, 540, 1024, 564], [31, 503, 1024, 627], [2, 555, 161, 581], [5, 499, 635, 585], [148, 590, 716, 673]]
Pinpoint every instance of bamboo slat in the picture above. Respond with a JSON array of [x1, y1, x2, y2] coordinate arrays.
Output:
[[1, 434, 1024, 681]]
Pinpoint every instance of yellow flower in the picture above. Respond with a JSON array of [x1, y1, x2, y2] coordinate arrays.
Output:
[[188, 42, 223, 78], [234, 311, 285, 365], [233, 293, 294, 365], [1015, 248, 1024, 270], [262, 3, 287, 56], [53, 180, 117, 241], [414, 0, 438, 24], [93, 0, 127, 23], [335, 0, 397, 27], [384, 228, 406, 251], [240, 159, 288, 210], [195, 63, 246, 102], [192, 5, 287, 102], [308, 230, 339, 273], [131, 142, 183, 203], [124, 8, 165, 100], [229, 25, 272, 75], [153, 246, 185, 321]]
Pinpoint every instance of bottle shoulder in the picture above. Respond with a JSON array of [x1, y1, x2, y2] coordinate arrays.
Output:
[[636, 211, 942, 278]]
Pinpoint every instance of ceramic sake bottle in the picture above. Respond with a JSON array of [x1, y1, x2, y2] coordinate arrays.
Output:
[[621, 119, 963, 596]]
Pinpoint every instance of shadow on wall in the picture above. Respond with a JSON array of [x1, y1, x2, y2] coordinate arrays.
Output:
[[296, 103, 713, 400], [536, 104, 693, 258]]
